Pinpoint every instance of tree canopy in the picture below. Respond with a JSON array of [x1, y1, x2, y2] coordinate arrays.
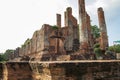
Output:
[[0, 54, 5, 61], [109, 44, 120, 53], [0, 49, 14, 61], [91, 25, 100, 39]]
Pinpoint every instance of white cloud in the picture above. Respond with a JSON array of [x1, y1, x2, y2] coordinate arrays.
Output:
[[86, 0, 120, 19]]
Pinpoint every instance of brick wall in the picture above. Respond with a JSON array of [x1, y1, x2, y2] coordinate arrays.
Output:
[[0, 61, 120, 80]]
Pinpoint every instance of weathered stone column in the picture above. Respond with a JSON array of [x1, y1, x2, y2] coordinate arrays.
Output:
[[56, 14, 61, 54], [98, 7, 108, 50], [56, 14, 61, 28], [78, 0, 89, 54], [86, 13, 93, 53], [64, 7, 72, 27]]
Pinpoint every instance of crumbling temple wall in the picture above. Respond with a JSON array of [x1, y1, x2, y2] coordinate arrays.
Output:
[[19, 47, 23, 57], [27, 40, 32, 55], [13, 48, 20, 58], [13, 24, 53, 60], [31, 30, 38, 55], [64, 7, 78, 52], [0, 61, 120, 80], [49, 30, 59, 54], [30, 24, 53, 60], [35, 24, 52, 55], [42, 24, 52, 51]]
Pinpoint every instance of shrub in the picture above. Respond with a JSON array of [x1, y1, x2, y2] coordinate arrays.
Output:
[[94, 43, 100, 48], [51, 25, 58, 30]]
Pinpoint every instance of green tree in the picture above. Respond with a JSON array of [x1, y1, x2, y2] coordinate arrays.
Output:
[[91, 25, 100, 39], [3, 49, 14, 61], [0, 54, 5, 61], [109, 44, 120, 53]]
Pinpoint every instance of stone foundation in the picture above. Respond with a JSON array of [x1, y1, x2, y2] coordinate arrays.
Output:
[[0, 60, 120, 80]]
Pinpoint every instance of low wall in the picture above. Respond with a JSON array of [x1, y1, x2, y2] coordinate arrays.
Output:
[[0, 60, 120, 80]]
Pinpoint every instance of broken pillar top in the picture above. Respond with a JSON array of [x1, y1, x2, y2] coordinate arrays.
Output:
[[42, 24, 50, 27], [56, 14, 61, 28], [98, 7, 103, 11], [42, 24, 51, 29], [66, 7, 72, 15], [56, 14, 61, 16]]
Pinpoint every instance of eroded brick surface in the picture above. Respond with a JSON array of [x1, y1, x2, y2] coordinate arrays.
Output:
[[98, 7, 108, 50], [0, 61, 120, 80]]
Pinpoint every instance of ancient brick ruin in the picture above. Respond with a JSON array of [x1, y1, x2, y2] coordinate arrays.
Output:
[[8, 0, 109, 61], [0, 0, 120, 80]]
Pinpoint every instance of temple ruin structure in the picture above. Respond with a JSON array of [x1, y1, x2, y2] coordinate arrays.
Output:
[[8, 0, 109, 61], [1, 1, 120, 80]]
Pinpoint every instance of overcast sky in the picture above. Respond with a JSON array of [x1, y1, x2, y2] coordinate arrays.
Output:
[[0, 0, 120, 53]]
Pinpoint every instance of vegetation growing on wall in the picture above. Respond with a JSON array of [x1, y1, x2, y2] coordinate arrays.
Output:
[[94, 43, 102, 59], [21, 38, 31, 48], [51, 25, 58, 30]]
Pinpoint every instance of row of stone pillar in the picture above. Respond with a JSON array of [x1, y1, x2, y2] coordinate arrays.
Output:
[[78, 0, 108, 54]]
